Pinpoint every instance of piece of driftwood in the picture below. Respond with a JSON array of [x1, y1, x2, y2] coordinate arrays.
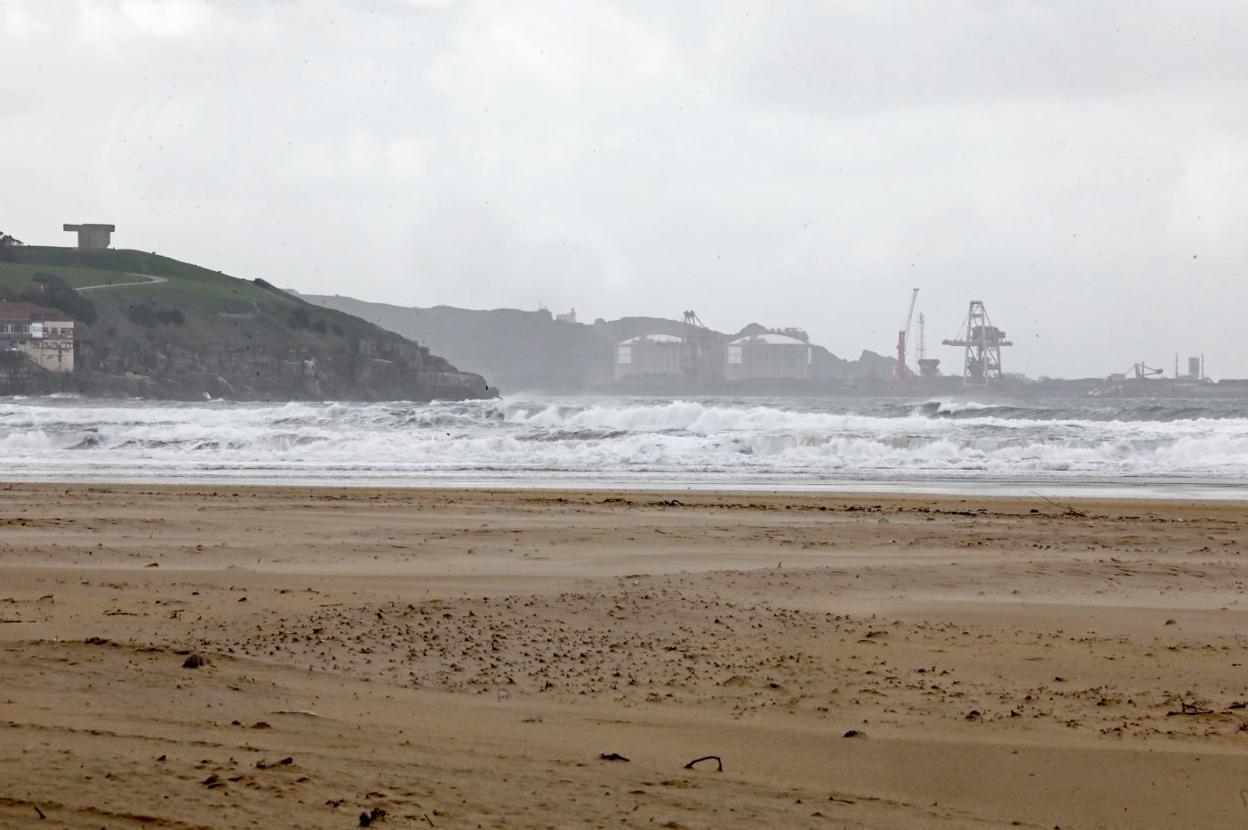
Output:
[[683, 755, 723, 772], [1165, 695, 1213, 716], [1031, 491, 1087, 518]]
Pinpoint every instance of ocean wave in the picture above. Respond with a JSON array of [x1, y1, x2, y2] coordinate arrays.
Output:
[[1, 395, 1247, 483], [915, 398, 1243, 422]]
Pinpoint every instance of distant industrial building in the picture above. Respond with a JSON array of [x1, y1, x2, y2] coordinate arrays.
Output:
[[725, 332, 812, 381], [0, 302, 75, 372], [615, 333, 684, 379], [63, 223, 115, 249]]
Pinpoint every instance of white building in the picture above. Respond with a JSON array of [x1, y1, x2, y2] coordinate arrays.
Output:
[[0, 303, 75, 373], [615, 333, 684, 379], [725, 332, 811, 381]]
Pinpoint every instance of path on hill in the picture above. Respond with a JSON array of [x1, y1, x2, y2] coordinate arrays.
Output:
[[75, 273, 168, 293]]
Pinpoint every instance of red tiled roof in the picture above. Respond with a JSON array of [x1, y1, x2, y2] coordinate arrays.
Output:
[[0, 302, 64, 320]]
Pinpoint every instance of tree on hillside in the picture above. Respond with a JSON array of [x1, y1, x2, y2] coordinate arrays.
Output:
[[21, 272, 97, 325], [0, 231, 21, 262]]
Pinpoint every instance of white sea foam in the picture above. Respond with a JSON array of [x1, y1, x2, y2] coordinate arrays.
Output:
[[1, 395, 1247, 489]]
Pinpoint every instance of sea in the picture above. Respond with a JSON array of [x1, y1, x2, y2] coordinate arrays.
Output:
[[1, 394, 1247, 498]]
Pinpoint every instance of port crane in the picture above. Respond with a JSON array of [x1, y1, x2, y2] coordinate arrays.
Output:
[[1130, 362, 1163, 380], [681, 310, 716, 380], [942, 300, 1012, 385], [893, 288, 919, 378]]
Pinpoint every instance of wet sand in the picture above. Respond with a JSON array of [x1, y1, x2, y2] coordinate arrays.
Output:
[[1, 484, 1246, 828]]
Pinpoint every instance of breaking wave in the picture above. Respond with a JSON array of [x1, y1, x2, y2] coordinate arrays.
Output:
[[1, 395, 1247, 488]]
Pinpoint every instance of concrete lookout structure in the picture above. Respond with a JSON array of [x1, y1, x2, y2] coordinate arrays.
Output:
[[63, 223, 115, 249]]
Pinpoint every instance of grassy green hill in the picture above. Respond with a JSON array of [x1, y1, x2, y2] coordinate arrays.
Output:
[[2, 246, 324, 316], [0, 247, 493, 401]]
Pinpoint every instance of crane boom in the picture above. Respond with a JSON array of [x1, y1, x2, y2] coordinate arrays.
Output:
[[903, 287, 919, 336], [894, 288, 919, 378]]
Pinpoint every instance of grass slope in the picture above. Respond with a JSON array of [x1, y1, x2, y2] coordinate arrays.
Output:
[[0, 247, 483, 400], [1, 246, 300, 313]]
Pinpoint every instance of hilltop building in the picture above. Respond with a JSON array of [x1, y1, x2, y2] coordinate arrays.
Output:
[[0, 302, 75, 372], [63, 223, 115, 249], [614, 333, 684, 379], [725, 332, 812, 380]]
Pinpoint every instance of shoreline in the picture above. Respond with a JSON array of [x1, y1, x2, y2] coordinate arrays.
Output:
[[2, 483, 1246, 827], [3, 478, 1247, 511], [3, 475, 1248, 501]]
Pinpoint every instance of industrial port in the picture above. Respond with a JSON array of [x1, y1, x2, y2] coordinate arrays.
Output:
[[306, 289, 1242, 398], [602, 288, 1237, 397]]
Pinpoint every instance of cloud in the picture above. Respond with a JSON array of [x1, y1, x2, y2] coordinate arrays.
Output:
[[1, 3, 49, 39], [3, 0, 1248, 376], [71, 0, 217, 41]]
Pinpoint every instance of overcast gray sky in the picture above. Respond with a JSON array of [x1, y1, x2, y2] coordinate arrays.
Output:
[[4, 0, 1247, 378]]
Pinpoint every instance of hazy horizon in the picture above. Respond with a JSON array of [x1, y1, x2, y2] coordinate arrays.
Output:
[[5, 0, 1247, 378]]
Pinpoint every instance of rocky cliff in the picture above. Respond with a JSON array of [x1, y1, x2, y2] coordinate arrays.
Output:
[[0, 247, 494, 401], [311, 302, 616, 392]]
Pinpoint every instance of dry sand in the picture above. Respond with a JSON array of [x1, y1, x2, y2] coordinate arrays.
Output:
[[1, 484, 1246, 828]]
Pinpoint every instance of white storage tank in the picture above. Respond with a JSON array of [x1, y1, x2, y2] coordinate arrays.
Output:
[[725, 332, 812, 380], [615, 334, 685, 379]]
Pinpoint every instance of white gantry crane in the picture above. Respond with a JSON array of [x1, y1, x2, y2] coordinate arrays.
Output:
[[942, 300, 1013, 385], [893, 288, 919, 378]]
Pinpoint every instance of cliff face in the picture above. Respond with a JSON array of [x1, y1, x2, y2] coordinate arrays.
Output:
[[0, 248, 494, 401], [299, 298, 616, 392], [303, 294, 897, 393]]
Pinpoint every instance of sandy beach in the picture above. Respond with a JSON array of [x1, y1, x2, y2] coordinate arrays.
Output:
[[1, 484, 1245, 828]]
